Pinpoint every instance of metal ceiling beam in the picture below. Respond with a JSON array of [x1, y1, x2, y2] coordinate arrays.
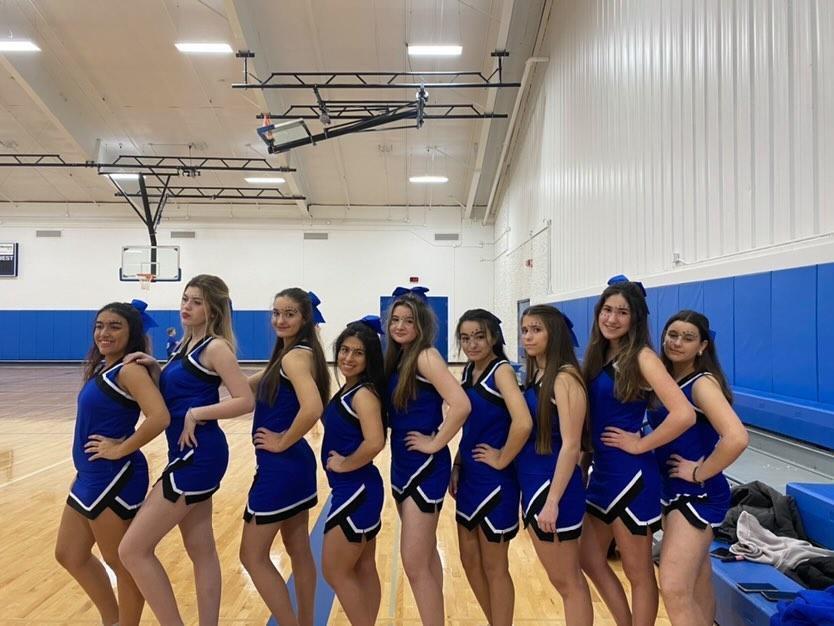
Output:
[[259, 104, 507, 120], [233, 70, 520, 90], [226, 0, 312, 217], [115, 186, 306, 201]]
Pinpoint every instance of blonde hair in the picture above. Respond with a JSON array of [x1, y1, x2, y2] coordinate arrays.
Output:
[[182, 274, 237, 353], [383, 295, 438, 410]]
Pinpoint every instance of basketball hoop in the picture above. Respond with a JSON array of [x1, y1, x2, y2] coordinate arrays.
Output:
[[137, 272, 156, 291]]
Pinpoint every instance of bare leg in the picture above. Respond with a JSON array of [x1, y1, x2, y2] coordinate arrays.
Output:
[[659, 510, 714, 626], [90, 508, 144, 626], [457, 524, 492, 621], [398, 499, 445, 626], [611, 518, 658, 626], [322, 527, 373, 626], [530, 529, 593, 626], [355, 538, 381, 623], [55, 504, 119, 625], [119, 483, 191, 626], [239, 518, 298, 626], [178, 499, 221, 626], [280, 511, 316, 626], [477, 530, 516, 626], [580, 515, 631, 626]]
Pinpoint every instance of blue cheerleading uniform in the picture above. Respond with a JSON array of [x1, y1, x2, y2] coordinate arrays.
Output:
[[158, 336, 228, 504], [586, 362, 661, 535], [455, 359, 519, 542], [244, 343, 318, 524], [388, 366, 451, 513], [67, 361, 149, 520], [647, 371, 731, 529], [321, 383, 384, 542], [515, 374, 585, 542]]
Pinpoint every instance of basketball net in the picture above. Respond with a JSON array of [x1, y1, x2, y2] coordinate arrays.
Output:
[[137, 273, 155, 291]]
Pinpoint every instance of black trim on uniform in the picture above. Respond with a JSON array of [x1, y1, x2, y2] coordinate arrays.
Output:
[[391, 456, 444, 513], [241, 471, 318, 524], [67, 462, 136, 520], [585, 473, 649, 532], [324, 487, 382, 542], [462, 359, 508, 409], [93, 369, 139, 409], [523, 485, 582, 542], [663, 495, 710, 530], [158, 455, 218, 505], [455, 488, 518, 543]]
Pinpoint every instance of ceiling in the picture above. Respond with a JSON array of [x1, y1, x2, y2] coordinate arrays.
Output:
[[0, 0, 547, 221]]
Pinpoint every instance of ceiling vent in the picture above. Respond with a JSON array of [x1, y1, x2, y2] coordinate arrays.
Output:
[[170, 231, 196, 239], [303, 232, 329, 240], [35, 229, 62, 238], [434, 233, 460, 241]]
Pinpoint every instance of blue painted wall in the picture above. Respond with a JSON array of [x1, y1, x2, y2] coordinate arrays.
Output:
[[547, 262, 833, 450]]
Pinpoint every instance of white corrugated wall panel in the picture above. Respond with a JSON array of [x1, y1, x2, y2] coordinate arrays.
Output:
[[494, 0, 833, 305]]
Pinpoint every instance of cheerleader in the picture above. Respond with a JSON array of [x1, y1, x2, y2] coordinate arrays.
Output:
[[385, 286, 471, 626], [451, 309, 532, 626], [239, 288, 329, 626], [580, 276, 694, 626], [320, 316, 387, 626], [517, 305, 593, 626], [649, 311, 747, 626], [56, 302, 169, 626], [119, 275, 254, 626]]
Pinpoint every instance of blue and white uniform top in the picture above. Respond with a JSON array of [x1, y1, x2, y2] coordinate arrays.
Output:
[[388, 361, 451, 513], [455, 358, 520, 542], [158, 335, 229, 504], [321, 382, 384, 541], [585, 361, 662, 535], [646, 371, 731, 528], [244, 341, 318, 524], [515, 372, 585, 542], [67, 360, 149, 520]]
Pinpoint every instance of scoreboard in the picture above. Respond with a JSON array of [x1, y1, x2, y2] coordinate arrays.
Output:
[[0, 243, 19, 277]]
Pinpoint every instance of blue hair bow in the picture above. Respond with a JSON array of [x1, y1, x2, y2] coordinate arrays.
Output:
[[130, 299, 158, 330], [307, 291, 325, 324], [355, 314, 384, 335], [561, 312, 579, 347], [607, 274, 647, 298], [392, 285, 430, 302]]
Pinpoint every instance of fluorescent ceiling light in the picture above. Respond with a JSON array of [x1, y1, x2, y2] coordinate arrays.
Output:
[[175, 42, 233, 54], [0, 41, 40, 52], [244, 177, 286, 184], [107, 173, 139, 181], [409, 175, 448, 184], [407, 45, 462, 57]]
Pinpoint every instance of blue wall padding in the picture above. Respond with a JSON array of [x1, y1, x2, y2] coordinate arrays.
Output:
[[677, 281, 704, 313], [540, 262, 833, 449], [771, 266, 817, 400], [786, 483, 834, 550], [733, 272, 772, 391], [702, 277, 735, 385], [818, 264, 834, 405], [733, 389, 834, 450]]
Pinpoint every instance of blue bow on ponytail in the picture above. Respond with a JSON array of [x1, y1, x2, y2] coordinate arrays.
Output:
[[484, 311, 506, 346], [607, 274, 647, 298], [307, 291, 325, 324], [392, 285, 430, 302], [130, 299, 158, 330], [354, 314, 384, 335], [561, 312, 579, 347]]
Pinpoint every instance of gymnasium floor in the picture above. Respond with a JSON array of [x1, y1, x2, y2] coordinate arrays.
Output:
[[0, 365, 671, 625]]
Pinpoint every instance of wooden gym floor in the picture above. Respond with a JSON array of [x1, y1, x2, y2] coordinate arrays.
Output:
[[0, 365, 671, 624]]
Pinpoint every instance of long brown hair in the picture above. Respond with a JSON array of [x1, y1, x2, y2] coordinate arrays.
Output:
[[258, 288, 329, 408], [384, 294, 438, 410], [582, 281, 652, 402], [83, 302, 147, 382], [660, 310, 733, 403], [522, 305, 587, 454], [181, 274, 237, 352]]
